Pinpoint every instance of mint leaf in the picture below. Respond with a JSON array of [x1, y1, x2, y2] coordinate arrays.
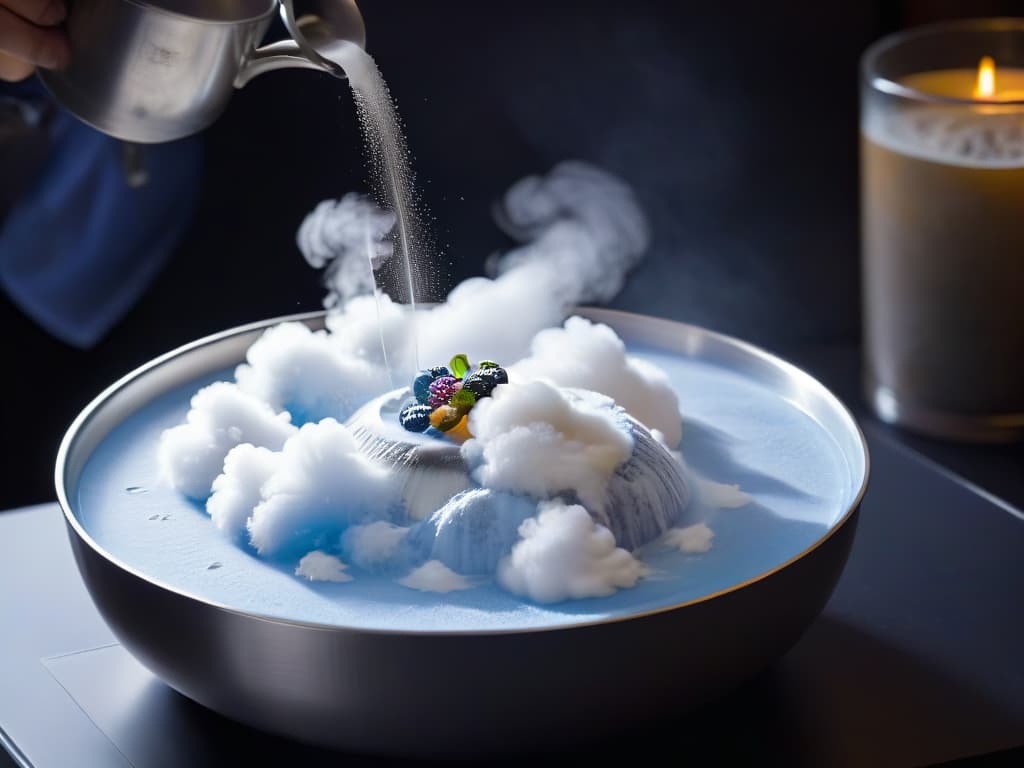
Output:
[[449, 354, 470, 379]]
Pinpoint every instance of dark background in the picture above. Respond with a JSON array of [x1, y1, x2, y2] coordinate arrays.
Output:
[[2, 6, 1024, 768], [2, 0, 1021, 508]]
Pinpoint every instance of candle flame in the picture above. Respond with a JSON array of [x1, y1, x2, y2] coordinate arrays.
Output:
[[974, 55, 996, 99]]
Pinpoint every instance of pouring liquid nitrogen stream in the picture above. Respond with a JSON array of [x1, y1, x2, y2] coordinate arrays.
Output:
[[270, 0, 433, 383], [336, 40, 428, 384]]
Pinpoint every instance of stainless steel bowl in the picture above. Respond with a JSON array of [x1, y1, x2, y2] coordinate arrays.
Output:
[[55, 308, 869, 758]]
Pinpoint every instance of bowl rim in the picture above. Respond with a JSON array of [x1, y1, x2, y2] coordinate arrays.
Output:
[[55, 307, 871, 637]]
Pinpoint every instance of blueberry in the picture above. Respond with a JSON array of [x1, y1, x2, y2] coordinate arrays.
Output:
[[428, 366, 450, 379], [463, 367, 508, 399], [412, 372, 435, 404], [399, 404, 433, 432]]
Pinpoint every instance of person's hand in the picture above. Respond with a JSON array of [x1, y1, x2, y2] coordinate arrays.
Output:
[[0, 0, 69, 82]]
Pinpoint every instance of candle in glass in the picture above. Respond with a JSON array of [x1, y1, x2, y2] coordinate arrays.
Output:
[[860, 19, 1024, 442]]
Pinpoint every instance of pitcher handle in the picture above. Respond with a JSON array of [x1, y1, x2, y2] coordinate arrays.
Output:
[[234, 38, 331, 88], [236, 0, 358, 88]]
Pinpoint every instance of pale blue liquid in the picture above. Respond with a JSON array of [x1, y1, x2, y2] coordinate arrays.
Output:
[[74, 346, 859, 632]]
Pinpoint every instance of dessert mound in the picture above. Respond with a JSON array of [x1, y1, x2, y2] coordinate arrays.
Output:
[[158, 317, 712, 604]]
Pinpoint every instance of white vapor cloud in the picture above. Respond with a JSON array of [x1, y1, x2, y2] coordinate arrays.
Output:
[[157, 382, 296, 500], [295, 551, 353, 582], [661, 522, 715, 554], [297, 193, 396, 309], [464, 381, 633, 513], [235, 321, 382, 424], [246, 419, 398, 558], [512, 315, 683, 447], [207, 444, 281, 536], [497, 500, 648, 603], [490, 160, 649, 306], [399, 560, 473, 593], [321, 160, 651, 368], [341, 521, 410, 570]]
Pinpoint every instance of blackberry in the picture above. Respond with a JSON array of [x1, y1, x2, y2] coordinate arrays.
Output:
[[463, 367, 508, 399], [399, 404, 433, 433]]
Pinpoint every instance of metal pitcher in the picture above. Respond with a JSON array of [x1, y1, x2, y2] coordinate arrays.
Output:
[[38, 0, 365, 144]]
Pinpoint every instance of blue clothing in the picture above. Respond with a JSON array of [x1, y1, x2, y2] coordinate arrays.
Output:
[[0, 78, 202, 349]]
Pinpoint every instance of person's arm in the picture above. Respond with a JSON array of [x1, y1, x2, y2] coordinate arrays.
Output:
[[0, 0, 69, 81]]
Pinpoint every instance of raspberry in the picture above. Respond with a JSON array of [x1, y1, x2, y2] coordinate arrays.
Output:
[[428, 376, 462, 408]]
